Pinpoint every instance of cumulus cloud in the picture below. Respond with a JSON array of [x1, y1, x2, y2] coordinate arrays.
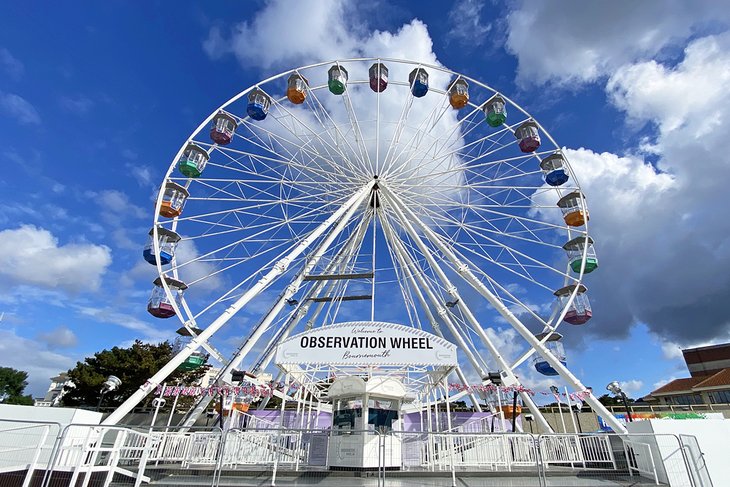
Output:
[[619, 379, 644, 396], [204, 0, 359, 69], [0, 91, 40, 125], [532, 33, 730, 347], [506, 0, 730, 86], [0, 225, 112, 293], [37, 326, 78, 349]]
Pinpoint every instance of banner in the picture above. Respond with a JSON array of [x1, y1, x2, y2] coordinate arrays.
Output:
[[275, 321, 457, 367], [597, 411, 725, 431], [154, 383, 276, 398]]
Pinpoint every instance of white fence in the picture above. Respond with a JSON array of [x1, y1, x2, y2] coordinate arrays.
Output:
[[0, 420, 714, 487]]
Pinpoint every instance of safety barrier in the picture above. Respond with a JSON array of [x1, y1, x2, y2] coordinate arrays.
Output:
[[0, 420, 715, 487]]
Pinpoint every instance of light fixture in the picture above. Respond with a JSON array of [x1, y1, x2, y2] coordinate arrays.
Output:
[[606, 380, 621, 395], [102, 375, 122, 392], [606, 380, 633, 422], [97, 375, 122, 412]]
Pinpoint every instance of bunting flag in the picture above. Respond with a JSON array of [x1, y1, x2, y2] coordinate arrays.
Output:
[[446, 383, 536, 395], [153, 381, 593, 401]]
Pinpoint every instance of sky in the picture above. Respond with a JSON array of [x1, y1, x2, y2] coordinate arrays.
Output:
[[2, 0, 730, 401]]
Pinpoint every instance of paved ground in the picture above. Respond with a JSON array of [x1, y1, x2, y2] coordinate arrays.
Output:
[[145, 469, 662, 487]]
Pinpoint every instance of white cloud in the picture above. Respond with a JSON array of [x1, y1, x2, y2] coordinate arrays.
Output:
[[607, 33, 730, 142], [0, 48, 24, 79], [529, 32, 730, 347], [73, 305, 171, 343], [619, 379, 644, 395], [506, 1, 730, 86], [0, 329, 76, 397], [37, 326, 78, 349], [0, 225, 112, 293], [0, 91, 40, 125], [660, 341, 684, 361], [204, 0, 359, 69]]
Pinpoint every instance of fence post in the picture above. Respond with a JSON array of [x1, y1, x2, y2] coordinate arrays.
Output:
[[21, 424, 50, 487], [378, 430, 385, 487], [67, 426, 94, 487], [622, 439, 634, 479], [41, 424, 71, 487], [674, 434, 698, 487], [212, 427, 230, 487], [133, 431, 154, 487], [535, 434, 546, 487], [606, 435, 617, 470], [646, 442, 659, 485]]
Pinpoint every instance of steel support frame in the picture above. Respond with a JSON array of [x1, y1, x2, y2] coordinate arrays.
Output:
[[103, 182, 374, 426], [381, 185, 553, 433], [382, 183, 628, 434]]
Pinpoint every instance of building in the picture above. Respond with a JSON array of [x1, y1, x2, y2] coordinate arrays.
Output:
[[34, 373, 73, 407], [683, 343, 730, 377], [646, 343, 730, 405]]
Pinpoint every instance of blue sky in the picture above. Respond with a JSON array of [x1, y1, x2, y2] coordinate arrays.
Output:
[[2, 1, 730, 400]]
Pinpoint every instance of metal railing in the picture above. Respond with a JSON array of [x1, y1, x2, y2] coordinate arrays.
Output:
[[624, 437, 659, 484], [0, 419, 716, 487], [538, 402, 730, 414]]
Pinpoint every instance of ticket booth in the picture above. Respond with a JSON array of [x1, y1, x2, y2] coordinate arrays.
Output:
[[327, 375, 405, 469]]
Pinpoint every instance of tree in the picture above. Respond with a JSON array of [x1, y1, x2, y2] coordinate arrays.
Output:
[[0, 367, 34, 405], [597, 393, 636, 406], [61, 340, 208, 409]]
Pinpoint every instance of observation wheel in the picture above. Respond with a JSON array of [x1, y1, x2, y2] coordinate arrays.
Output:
[[108, 58, 623, 433]]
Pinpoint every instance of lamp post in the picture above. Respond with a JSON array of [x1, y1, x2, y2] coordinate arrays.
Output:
[[606, 381, 633, 422], [96, 375, 122, 412]]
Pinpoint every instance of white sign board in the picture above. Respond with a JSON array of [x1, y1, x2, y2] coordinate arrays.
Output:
[[276, 321, 457, 367]]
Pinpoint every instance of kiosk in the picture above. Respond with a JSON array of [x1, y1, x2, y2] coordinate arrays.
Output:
[[328, 375, 405, 469]]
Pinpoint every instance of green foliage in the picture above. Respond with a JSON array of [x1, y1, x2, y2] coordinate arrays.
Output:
[[61, 340, 208, 409], [597, 393, 636, 406], [0, 367, 34, 405], [4, 394, 34, 405]]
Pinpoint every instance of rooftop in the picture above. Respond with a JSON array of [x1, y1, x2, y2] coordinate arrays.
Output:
[[694, 368, 730, 390], [648, 368, 730, 397], [649, 377, 705, 396]]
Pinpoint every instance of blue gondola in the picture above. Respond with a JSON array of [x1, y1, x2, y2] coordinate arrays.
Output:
[[246, 88, 271, 121], [533, 332, 567, 376], [540, 153, 569, 186], [143, 227, 181, 266], [408, 68, 429, 98]]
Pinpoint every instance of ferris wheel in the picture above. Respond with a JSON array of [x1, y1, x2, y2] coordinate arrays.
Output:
[[103, 58, 623, 433]]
